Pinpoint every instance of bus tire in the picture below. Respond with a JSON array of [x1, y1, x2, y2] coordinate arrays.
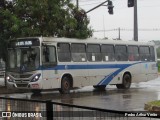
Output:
[[59, 76, 71, 94], [116, 74, 131, 89], [93, 85, 106, 91]]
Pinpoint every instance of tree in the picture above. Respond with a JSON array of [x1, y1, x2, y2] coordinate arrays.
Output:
[[0, 0, 17, 61], [0, 0, 93, 60], [11, 0, 93, 38], [157, 47, 160, 59]]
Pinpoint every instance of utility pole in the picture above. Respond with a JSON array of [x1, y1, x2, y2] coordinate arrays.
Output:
[[128, 0, 138, 41], [134, 0, 138, 41], [76, 0, 79, 9]]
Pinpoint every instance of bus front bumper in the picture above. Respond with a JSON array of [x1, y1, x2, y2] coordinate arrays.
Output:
[[7, 82, 42, 89]]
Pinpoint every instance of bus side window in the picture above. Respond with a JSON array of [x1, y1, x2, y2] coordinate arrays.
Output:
[[139, 46, 150, 61], [57, 43, 71, 62], [71, 43, 86, 62], [87, 44, 102, 62], [101, 44, 115, 61], [128, 45, 139, 61], [115, 45, 128, 61]]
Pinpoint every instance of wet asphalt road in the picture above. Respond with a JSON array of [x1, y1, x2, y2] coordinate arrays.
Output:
[[1, 78, 160, 111]]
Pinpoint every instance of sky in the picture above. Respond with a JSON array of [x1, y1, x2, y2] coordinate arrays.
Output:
[[72, 0, 160, 41]]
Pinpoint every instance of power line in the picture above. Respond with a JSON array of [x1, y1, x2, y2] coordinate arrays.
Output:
[[94, 28, 160, 32]]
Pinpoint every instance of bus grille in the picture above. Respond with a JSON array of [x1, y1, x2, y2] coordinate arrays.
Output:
[[16, 84, 28, 87], [11, 74, 32, 79], [15, 79, 30, 83]]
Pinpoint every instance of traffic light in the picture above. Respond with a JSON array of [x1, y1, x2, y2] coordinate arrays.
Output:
[[128, 0, 134, 7], [108, 1, 113, 15]]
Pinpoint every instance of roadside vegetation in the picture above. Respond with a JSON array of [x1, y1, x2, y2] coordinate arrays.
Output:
[[148, 100, 160, 107], [157, 46, 160, 72], [158, 61, 160, 72], [145, 100, 160, 112]]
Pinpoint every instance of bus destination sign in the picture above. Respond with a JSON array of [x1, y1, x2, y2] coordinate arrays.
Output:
[[8, 38, 40, 48], [16, 41, 32, 46]]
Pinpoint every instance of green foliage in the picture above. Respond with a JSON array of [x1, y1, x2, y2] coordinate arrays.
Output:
[[148, 100, 160, 107], [157, 47, 160, 59], [0, 0, 93, 60], [157, 61, 160, 72]]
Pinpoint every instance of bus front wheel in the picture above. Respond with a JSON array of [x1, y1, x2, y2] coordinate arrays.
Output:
[[116, 74, 131, 89], [59, 76, 71, 94]]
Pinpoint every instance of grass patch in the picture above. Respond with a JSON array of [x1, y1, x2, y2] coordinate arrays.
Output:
[[158, 61, 160, 72], [148, 100, 160, 107]]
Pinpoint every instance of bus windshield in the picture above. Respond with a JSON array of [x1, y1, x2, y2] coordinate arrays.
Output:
[[7, 47, 40, 72]]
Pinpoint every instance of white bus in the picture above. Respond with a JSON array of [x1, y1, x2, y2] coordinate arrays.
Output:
[[6, 37, 158, 94]]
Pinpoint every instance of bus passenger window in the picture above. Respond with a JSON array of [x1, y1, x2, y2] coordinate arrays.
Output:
[[71, 43, 86, 62], [115, 45, 128, 61], [128, 45, 139, 61], [57, 43, 71, 62], [101, 44, 114, 61], [87, 44, 102, 62], [139, 46, 150, 61]]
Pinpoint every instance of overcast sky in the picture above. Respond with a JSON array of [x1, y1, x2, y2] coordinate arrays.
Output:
[[72, 0, 160, 41]]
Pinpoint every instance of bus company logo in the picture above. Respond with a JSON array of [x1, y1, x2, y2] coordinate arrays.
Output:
[[2, 112, 11, 117]]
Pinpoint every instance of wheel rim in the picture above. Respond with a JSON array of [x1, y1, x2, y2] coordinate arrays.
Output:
[[64, 81, 69, 90]]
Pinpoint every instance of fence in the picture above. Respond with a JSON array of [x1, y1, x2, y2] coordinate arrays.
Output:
[[0, 97, 159, 120]]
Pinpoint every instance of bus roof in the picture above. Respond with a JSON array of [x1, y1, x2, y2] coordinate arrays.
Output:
[[15, 37, 155, 46], [41, 37, 155, 46]]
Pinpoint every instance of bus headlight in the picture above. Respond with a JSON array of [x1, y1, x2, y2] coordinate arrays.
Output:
[[31, 74, 41, 82], [6, 76, 14, 82]]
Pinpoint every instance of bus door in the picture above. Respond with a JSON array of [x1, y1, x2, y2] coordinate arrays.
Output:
[[42, 45, 58, 89]]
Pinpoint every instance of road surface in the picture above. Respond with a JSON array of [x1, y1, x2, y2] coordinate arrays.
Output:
[[1, 77, 160, 111]]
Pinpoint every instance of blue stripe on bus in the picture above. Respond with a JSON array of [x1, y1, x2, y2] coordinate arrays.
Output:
[[40, 64, 132, 70], [97, 62, 144, 85]]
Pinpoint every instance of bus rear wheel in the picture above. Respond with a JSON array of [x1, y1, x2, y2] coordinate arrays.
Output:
[[59, 76, 71, 94], [116, 74, 131, 89]]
